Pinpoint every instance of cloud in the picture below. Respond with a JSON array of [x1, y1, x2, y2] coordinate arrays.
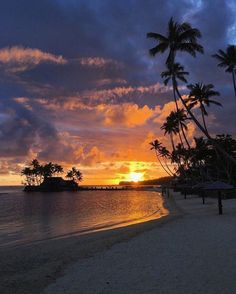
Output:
[[0, 46, 67, 72], [100, 103, 156, 127], [79, 57, 121, 68], [1, 0, 236, 184]]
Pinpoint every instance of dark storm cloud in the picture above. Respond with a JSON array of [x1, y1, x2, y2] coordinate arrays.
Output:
[[0, 0, 233, 96], [0, 99, 59, 157]]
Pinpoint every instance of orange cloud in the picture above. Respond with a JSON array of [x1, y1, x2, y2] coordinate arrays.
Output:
[[99, 103, 155, 127], [0, 46, 67, 72]]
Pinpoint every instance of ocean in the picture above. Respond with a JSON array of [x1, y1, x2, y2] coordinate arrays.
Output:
[[0, 186, 165, 248]]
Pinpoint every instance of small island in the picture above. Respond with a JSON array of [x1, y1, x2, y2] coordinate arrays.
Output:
[[21, 159, 83, 192]]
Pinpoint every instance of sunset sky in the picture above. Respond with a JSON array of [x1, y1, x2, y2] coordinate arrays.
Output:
[[0, 0, 236, 185]]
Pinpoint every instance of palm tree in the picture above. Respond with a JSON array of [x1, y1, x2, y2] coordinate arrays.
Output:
[[150, 140, 174, 176], [212, 45, 236, 97], [161, 63, 191, 148], [147, 18, 236, 166], [161, 63, 189, 110], [159, 146, 175, 176], [161, 63, 189, 86], [186, 83, 221, 134], [147, 18, 208, 134], [53, 164, 64, 175], [21, 167, 34, 186], [161, 113, 180, 151], [66, 167, 83, 183], [171, 109, 191, 149], [30, 159, 43, 185], [148, 17, 205, 146], [147, 17, 203, 66]]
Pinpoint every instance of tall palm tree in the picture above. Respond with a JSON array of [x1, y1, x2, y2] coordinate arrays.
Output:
[[147, 18, 207, 133], [186, 83, 221, 134], [212, 45, 236, 97], [147, 17, 204, 146], [147, 17, 203, 66], [161, 64, 191, 148]]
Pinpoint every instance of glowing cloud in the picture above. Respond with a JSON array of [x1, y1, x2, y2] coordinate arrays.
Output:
[[0, 46, 67, 72]]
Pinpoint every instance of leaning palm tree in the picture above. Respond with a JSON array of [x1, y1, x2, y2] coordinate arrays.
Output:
[[212, 45, 236, 97], [159, 146, 176, 175], [150, 140, 174, 176], [186, 83, 221, 135]]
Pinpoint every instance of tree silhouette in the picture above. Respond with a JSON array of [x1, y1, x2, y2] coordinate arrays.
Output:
[[212, 45, 236, 97], [147, 17, 203, 66], [150, 140, 174, 176], [21, 159, 64, 186], [66, 167, 83, 183], [161, 63, 189, 111], [186, 83, 221, 134], [161, 112, 180, 151], [147, 18, 236, 166]]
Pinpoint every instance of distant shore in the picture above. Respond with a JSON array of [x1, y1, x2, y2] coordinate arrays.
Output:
[[0, 190, 173, 294]]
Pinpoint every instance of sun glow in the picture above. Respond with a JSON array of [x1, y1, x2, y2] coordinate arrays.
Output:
[[129, 172, 143, 182]]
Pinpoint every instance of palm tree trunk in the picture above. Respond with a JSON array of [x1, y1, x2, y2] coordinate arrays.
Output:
[[174, 80, 236, 166], [164, 159, 175, 176], [172, 82, 179, 111], [172, 76, 191, 150], [201, 107, 209, 134], [178, 131, 184, 146], [232, 70, 236, 97], [155, 150, 173, 177], [181, 124, 191, 149], [170, 133, 175, 151]]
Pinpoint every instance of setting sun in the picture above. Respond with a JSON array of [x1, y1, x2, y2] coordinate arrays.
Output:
[[129, 172, 143, 182]]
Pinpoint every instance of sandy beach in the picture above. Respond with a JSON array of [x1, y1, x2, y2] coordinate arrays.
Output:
[[42, 191, 236, 294], [2, 191, 236, 294]]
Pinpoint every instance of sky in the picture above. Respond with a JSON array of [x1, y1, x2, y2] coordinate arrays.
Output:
[[0, 0, 236, 185]]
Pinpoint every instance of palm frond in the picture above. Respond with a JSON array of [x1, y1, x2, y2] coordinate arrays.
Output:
[[149, 43, 168, 56], [146, 32, 168, 43]]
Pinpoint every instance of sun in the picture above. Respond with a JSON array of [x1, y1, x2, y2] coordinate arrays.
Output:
[[129, 172, 143, 183]]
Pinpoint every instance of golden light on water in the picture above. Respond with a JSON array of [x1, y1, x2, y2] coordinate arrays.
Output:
[[128, 172, 143, 182]]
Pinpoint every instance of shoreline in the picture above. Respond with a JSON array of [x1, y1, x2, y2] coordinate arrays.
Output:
[[43, 190, 236, 294], [0, 191, 178, 294]]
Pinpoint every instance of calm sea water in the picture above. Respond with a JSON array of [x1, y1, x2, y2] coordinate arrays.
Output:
[[0, 186, 166, 248]]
